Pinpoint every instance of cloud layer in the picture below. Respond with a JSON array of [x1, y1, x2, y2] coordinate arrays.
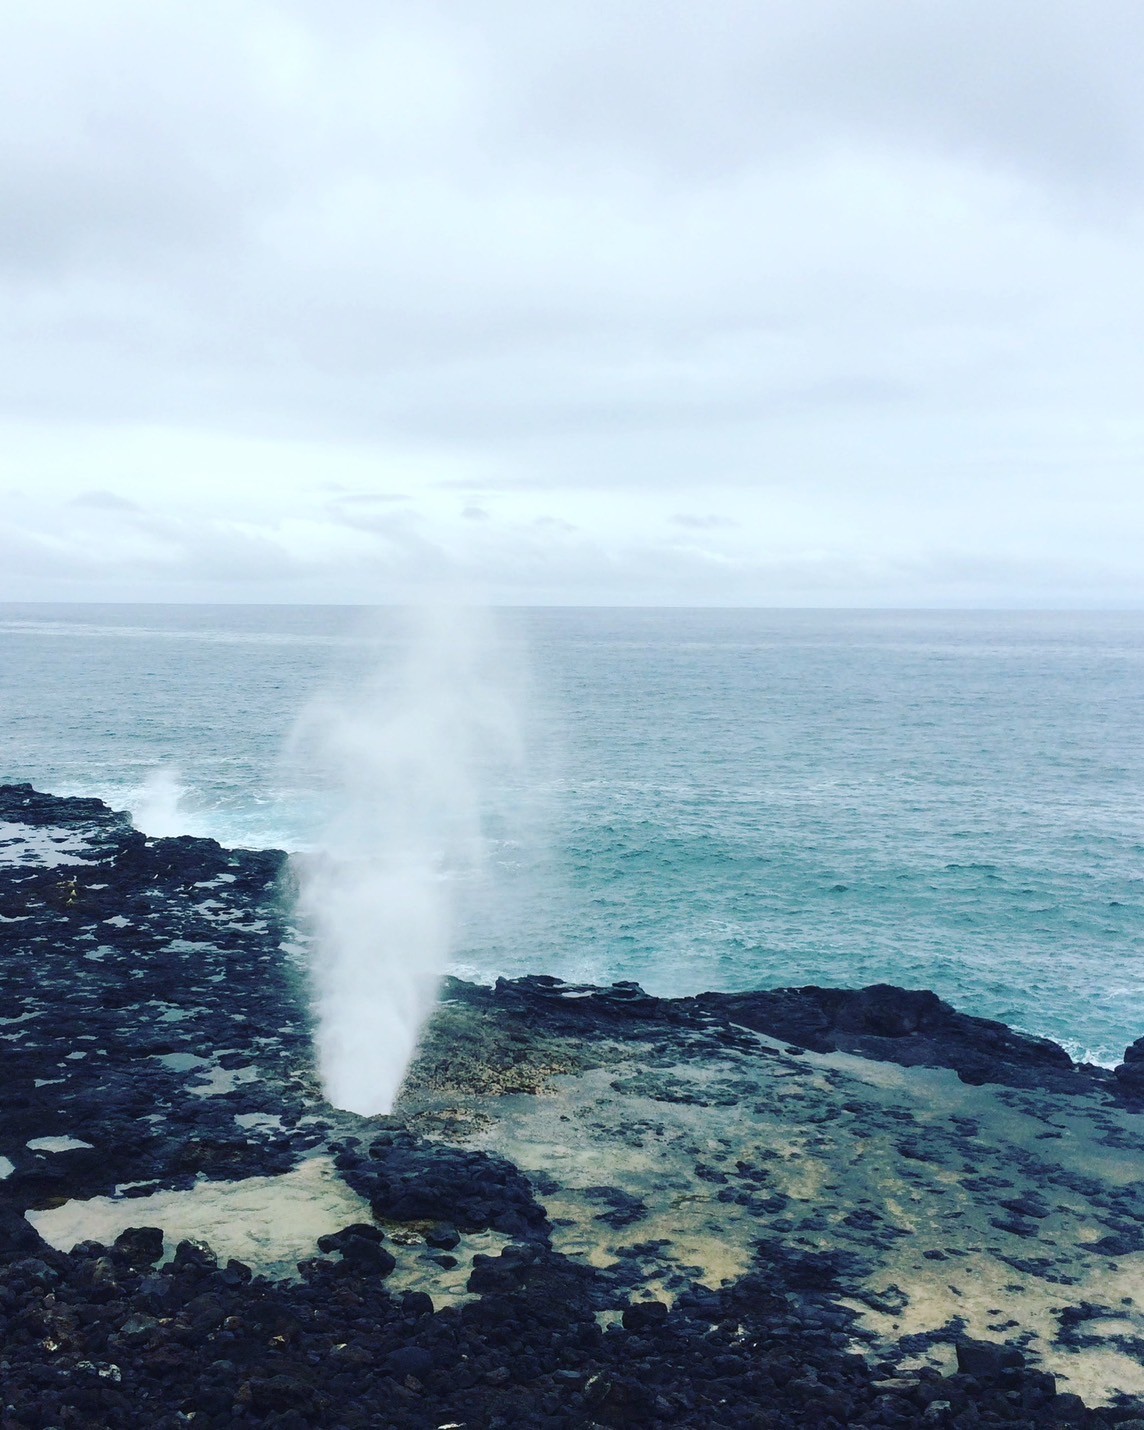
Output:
[[2, 1, 1143, 603]]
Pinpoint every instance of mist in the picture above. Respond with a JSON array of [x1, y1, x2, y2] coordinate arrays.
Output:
[[290, 606, 525, 1115], [129, 767, 193, 839]]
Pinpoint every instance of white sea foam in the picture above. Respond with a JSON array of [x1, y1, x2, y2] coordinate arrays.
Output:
[[290, 605, 525, 1116], [1058, 1039, 1124, 1070], [128, 768, 192, 838]]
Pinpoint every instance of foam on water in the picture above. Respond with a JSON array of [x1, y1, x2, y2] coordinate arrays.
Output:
[[128, 768, 194, 838]]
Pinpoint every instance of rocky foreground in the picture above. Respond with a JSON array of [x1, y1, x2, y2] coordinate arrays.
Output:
[[4, 785, 1144, 1429]]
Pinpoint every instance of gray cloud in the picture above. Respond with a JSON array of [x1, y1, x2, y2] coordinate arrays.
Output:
[[671, 514, 737, 531], [0, 1, 1142, 603], [329, 492, 411, 506], [69, 490, 144, 512]]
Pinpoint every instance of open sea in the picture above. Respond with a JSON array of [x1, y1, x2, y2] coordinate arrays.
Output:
[[2, 604, 1142, 1068]]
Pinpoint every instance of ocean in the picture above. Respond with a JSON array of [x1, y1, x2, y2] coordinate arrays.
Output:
[[1, 604, 1142, 1068]]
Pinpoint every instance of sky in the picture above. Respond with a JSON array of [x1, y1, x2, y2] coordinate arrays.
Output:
[[1, 0, 1143, 606]]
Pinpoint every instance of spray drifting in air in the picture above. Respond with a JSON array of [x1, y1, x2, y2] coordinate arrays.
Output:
[[130, 768, 191, 838], [291, 607, 523, 1116]]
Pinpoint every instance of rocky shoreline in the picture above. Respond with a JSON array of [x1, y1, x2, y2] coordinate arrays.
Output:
[[4, 783, 1144, 1428]]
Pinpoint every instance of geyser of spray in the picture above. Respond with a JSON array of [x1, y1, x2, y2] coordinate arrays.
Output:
[[291, 606, 523, 1116], [130, 768, 190, 838]]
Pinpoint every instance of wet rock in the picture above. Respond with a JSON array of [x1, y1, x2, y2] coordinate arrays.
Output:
[[236, 1374, 325, 1415], [352, 1139, 548, 1240], [401, 1290, 434, 1318], [385, 1344, 435, 1380], [5, 786, 1144, 1430], [998, 1193, 1051, 1219], [621, 1299, 669, 1331], [135, 1273, 176, 1313], [990, 1214, 1038, 1238], [171, 1239, 217, 1272], [317, 1223, 380, 1252], [1113, 1058, 1144, 1102], [583, 1184, 646, 1228], [1052, 1391, 1088, 1422], [220, 1257, 253, 1286], [694, 983, 1081, 1092], [592, 1374, 657, 1421], [113, 1225, 164, 1267], [468, 1244, 541, 1294], [424, 1223, 460, 1250], [113, 1312, 160, 1347], [181, 1292, 227, 1330], [1090, 1231, 1144, 1256], [955, 1338, 1025, 1382], [341, 1236, 397, 1273]]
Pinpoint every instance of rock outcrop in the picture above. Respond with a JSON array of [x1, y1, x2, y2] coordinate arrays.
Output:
[[4, 784, 1144, 1428]]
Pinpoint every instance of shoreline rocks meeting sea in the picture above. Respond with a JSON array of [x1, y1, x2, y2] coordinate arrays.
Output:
[[4, 784, 1144, 1427]]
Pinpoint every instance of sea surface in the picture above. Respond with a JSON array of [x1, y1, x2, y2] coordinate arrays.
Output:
[[2, 604, 1142, 1067]]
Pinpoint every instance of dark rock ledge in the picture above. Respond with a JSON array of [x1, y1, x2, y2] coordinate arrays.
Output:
[[3, 783, 1144, 1429]]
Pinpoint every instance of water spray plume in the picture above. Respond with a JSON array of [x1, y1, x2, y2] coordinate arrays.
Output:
[[291, 607, 523, 1115], [130, 768, 190, 838]]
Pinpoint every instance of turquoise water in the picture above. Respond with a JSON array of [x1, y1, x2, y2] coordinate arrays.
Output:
[[2, 604, 1142, 1065]]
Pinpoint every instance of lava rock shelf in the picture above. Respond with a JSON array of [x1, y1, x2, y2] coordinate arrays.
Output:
[[4, 783, 1144, 1429]]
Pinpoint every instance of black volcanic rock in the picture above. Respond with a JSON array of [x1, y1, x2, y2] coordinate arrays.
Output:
[[692, 981, 1082, 1092], [113, 1225, 164, 1267], [1115, 1036, 1144, 1104], [4, 785, 1144, 1428], [344, 1134, 549, 1240], [956, 1336, 1026, 1381], [434, 970, 1095, 1097]]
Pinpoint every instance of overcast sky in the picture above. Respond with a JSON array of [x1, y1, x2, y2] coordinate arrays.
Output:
[[2, 0, 1143, 605]]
